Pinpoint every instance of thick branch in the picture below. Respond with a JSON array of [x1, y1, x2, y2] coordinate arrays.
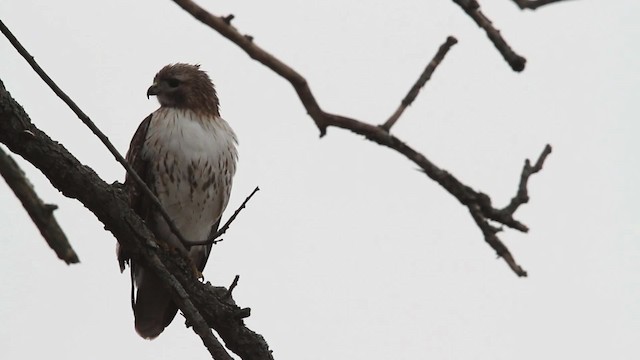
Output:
[[511, 0, 574, 10], [0, 146, 79, 264], [0, 80, 273, 360], [380, 36, 458, 132], [170, 0, 550, 276], [452, 0, 526, 72]]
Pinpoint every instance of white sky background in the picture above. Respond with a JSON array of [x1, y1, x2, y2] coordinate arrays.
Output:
[[1, 1, 638, 359]]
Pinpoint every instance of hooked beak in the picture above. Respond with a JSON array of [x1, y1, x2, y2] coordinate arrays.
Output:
[[146, 84, 159, 99]]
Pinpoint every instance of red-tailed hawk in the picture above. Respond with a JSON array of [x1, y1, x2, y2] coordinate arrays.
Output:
[[117, 63, 238, 339]]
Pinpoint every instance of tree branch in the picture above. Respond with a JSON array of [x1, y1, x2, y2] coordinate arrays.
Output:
[[452, 0, 527, 72], [170, 0, 328, 135], [171, 0, 549, 276], [380, 36, 458, 132], [510, 0, 574, 10], [0, 80, 273, 359], [503, 144, 552, 215], [0, 18, 193, 248], [0, 146, 79, 264], [144, 250, 233, 360], [192, 186, 260, 246]]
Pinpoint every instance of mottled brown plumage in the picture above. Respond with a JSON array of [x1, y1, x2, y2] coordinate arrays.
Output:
[[146, 63, 220, 117], [118, 63, 238, 339]]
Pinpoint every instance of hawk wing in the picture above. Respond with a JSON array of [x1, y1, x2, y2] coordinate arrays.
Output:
[[117, 114, 152, 271], [118, 113, 177, 339], [117, 113, 215, 339]]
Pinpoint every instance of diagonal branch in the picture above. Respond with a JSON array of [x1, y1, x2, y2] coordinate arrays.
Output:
[[171, 0, 551, 276], [143, 250, 233, 360], [452, 0, 527, 72], [0, 18, 191, 248], [192, 186, 260, 246], [380, 36, 458, 132], [0, 80, 273, 360], [510, 0, 575, 10], [503, 144, 552, 215], [0, 146, 79, 264], [471, 144, 552, 277]]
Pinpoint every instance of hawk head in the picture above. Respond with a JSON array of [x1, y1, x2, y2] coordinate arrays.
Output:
[[147, 63, 220, 116]]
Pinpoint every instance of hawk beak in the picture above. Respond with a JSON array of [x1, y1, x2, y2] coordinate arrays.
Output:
[[146, 84, 159, 99]]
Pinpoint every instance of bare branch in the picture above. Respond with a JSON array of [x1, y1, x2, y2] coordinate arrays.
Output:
[[170, 0, 551, 276], [511, 0, 575, 10], [192, 186, 260, 246], [225, 275, 240, 300], [0, 18, 191, 247], [380, 36, 458, 132], [503, 144, 552, 215], [171, 0, 329, 135], [222, 14, 235, 24], [469, 204, 527, 276], [0, 146, 79, 264], [0, 80, 274, 359], [144, 252, 233, 360], [452, 0, 526, 72]]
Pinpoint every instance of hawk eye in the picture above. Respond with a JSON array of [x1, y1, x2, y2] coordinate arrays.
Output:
[[167, 78, 180, 88]]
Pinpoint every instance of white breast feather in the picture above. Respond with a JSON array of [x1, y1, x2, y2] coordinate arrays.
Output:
[[142, 108, 238, 247]]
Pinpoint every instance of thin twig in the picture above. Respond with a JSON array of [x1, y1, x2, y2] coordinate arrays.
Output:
[[511, 0, 574, 10], [192, 186, 260, 246], [0, 146, 79, 264], [380, 36, 458, 132], [452, 0, 527, 72], [225, 275, 240, 300], [0, 18, 190, 247], [222, 14, 235, 24], [503, 144, 552, 215]]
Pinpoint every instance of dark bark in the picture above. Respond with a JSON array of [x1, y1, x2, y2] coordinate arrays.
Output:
[[0, 146, 78, 264], [0, 79, 274, 360]]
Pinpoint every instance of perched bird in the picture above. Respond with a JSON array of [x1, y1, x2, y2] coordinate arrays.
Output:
[[117, 63, 238, 339]]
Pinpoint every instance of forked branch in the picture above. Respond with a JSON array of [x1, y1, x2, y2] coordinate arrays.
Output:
[[0, 80, 273, 360], [511, 0, 574, 10], [171, 0, 551, 276], [381, 36, 458, 132]]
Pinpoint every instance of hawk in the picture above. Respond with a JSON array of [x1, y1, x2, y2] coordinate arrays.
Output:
[[117, 63, 238, 339]]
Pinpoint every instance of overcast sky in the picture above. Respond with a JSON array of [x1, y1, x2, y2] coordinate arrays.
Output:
[[1, 1, 638, 359]]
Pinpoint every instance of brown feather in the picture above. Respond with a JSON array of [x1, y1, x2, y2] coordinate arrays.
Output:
[[149, 63, 220, 117], [119, 63, 237, 339], [117, 114, 152, 272]]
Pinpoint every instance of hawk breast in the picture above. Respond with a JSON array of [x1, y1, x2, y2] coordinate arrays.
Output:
[[142, 108, 238, 248]]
